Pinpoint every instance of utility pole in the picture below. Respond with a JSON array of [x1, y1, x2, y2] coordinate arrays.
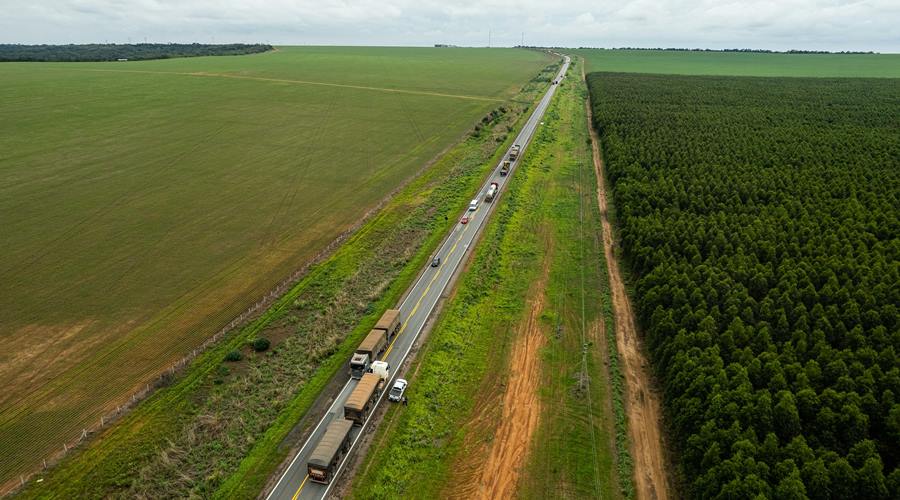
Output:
[[488, 29, 491, 48], [521, 32, 525, 47]]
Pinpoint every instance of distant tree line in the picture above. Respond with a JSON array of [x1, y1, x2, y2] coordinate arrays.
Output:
[[588, 72, 899, 498], [575, 47, 877, 54], [0, 43, 273, 62]]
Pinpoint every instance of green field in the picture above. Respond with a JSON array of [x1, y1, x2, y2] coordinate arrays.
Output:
[[351, 69, 624, 499], [573, 49, 900, 77], [0, 46, 551, 488], [17, 66, 554, 497]]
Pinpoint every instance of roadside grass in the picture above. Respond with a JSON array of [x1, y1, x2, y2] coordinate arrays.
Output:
[[350, 105, 543, 500], [573, 55, 638, 499], [572, 48, 900, 77], [16, 59, 557, 498], [0, 47, 551, 486], [517, 74, 624, 500], [351, 72, 625, 499], [592, 115, 639, 499]]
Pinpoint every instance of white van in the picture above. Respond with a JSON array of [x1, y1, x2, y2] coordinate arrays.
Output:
[[468, 199, 479, 211]]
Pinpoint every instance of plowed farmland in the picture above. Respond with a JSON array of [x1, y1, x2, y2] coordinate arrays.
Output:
[[0, 46, 551, 487]]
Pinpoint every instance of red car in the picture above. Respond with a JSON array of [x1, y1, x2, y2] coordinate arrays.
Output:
[[460, 215, 470, 224]]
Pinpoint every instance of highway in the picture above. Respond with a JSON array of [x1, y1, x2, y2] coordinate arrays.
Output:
[[266, 54, 570, 500]]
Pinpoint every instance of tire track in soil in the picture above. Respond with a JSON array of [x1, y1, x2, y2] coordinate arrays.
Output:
[[583, 67, 670, 500], [445, 250, 551, 500], [477, 293, 546, 499]]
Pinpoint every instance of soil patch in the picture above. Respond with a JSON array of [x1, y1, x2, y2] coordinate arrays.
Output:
[[477, 293, 546, 498], [584, 68, 670, 500], [443, 249, 551, 499]]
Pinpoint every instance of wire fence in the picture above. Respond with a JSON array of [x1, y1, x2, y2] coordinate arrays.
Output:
[[1, 234, 357, 497], [0, 74, 536, 497], [0, 171, 416, 498]]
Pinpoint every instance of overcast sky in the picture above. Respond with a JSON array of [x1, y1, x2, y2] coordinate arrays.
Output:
[[2, 0, 898, 52]]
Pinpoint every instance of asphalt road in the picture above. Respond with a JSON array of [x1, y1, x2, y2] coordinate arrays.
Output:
[[266, 54, 570, 500]]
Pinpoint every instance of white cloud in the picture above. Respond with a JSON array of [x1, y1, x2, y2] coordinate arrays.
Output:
[[0, 0, 897, 51]]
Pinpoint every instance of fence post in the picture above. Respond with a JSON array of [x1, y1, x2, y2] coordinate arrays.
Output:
[[63, 443, 68, 452]]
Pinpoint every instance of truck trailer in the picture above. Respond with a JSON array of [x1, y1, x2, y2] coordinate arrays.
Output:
[[374, 309, 401, 336], [500, 160, 511, 176], [349, 309, 402, 379], [509, 144, 521, 161], [307, 418, 354, 484], [350, 329, 387, 379], [485, 182, 499, 202], [344, 372, 384, 425]]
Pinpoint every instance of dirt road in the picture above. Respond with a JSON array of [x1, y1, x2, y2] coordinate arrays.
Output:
[[584, 67, 670, 500]]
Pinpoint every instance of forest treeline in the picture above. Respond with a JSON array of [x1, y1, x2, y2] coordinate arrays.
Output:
[[576, 48, 876, 54], [0, 43, 272, 62], [587, 72, 899, 498]]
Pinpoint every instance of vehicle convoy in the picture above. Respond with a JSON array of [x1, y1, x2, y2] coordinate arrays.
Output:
[[306, 418, 354, 484], [349, 309, 401, 379], [485, 182, 499, 202], [509, 144, 521, 161], [265, 56, 570, 500], [344, 372, 386, 425]]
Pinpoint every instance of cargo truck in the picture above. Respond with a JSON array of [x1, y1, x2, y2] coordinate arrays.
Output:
[[485, 182, 499, 202], [344, 372, 385, 425], [307, 418, 354, 484], [500, 160, 511, 176], [509, 144, 521, 161], [349, 309, 401, 379]]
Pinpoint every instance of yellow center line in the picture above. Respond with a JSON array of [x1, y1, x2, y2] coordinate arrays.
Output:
[[291, 474, 309, 500], [381, 207, 477, 359]]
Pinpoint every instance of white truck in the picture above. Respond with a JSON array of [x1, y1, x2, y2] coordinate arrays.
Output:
[[485, 182, 499, 202], [349, 310, 401, 379], [344, 361, 390, 425]]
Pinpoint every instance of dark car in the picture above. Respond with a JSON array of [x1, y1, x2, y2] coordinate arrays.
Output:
[[431, 256, 441, 267]]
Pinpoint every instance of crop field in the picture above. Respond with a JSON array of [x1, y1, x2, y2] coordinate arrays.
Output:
[[588, 72, 899, 497], [573, 49, 900, 77], [351, 70, 624, 499], [0, 46, 551, 487]]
